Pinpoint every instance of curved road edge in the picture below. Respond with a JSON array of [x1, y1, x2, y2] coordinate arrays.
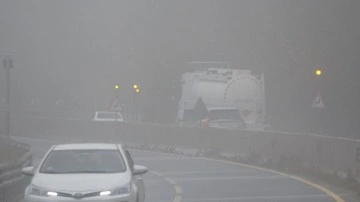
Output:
[[129, 147, 356, 202]]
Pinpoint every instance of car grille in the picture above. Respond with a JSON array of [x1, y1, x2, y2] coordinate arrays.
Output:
[[56, 191, 102, 199]]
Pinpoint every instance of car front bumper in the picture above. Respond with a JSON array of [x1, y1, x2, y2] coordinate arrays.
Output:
[[24, 193, 135, 202]]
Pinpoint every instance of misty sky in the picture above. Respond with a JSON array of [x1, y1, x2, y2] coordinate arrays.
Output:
[[0, 0, 359, 134]]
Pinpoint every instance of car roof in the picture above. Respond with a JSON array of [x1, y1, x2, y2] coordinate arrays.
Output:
[[53, 143, 122, 151]]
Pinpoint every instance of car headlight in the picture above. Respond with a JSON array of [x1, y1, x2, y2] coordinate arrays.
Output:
[[29, 185, 58, 197], [104, 184, 131, 196]]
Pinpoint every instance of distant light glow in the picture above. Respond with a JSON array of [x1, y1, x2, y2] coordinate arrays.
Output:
[[115, 84, 119, 89], [135, 88, 140, 93], [315, 69, 322, 76], [100, 191, 111, 196], [47, 192, 58, 196], [133, 84, 138, 89]]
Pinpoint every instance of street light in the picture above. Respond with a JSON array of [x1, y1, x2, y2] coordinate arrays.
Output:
[[114, 84, 120, 121], [132, 86, 140, 123], [315, 69, 322, 76]]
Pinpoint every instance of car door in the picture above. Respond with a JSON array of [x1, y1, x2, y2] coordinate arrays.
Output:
[[125, 150, 145, 202]]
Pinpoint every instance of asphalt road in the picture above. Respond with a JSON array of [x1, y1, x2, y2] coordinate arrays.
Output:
[[13, 135, 345, 202]]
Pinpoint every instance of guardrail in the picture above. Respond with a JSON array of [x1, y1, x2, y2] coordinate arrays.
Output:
[[0, 137, 32, 202], [10, 114, 360, 185]]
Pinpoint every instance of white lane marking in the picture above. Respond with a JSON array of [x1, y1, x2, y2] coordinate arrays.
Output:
[[184, 194, 334, 201], [151, 171, 183, 202], [14, 135, 344, 202], [171, 175, 286, 182], [197, 157, 345, 202]]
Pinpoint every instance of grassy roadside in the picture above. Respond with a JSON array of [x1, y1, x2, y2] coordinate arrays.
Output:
[[0, 138, 25, 163]]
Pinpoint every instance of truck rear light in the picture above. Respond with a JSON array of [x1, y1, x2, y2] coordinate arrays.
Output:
[[201, 117, 209, 127]]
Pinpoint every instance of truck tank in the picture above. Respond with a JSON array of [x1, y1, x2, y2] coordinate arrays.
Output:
[[178, 65, 265, 129]]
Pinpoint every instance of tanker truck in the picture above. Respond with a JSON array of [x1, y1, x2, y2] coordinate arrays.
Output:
[[177, 62, 266, 130]]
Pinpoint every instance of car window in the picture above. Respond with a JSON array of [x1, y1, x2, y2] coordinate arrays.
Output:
[[40, 150, 126, 174]]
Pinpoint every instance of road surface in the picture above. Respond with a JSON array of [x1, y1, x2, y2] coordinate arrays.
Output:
[[13, 135, 349, 202]]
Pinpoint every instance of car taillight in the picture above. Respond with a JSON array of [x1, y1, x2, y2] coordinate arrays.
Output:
[[201, 117, 209, 127]]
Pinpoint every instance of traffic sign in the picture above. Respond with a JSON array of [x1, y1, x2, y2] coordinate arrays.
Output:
[[111, 99, 122, 111], [312, 95, 325, 109], [56, 99, 64, 107]]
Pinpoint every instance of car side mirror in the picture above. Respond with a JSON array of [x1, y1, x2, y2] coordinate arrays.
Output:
[[133, 165, 147, 175], [22, 166, 35, 176]]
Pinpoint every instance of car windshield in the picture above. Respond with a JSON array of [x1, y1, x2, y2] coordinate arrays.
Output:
[[96, 112, 122, 119], [208, 109, 241, 120], [40, 150, 126, 174]]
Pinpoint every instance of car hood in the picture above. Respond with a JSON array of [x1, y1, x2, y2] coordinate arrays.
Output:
[[32, 173, 131, 192]]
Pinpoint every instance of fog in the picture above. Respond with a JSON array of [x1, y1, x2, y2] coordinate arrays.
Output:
[[1, 0, 359, 136]]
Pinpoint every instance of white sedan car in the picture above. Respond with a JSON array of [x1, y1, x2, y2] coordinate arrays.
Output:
[[22, 143, 147, 202]]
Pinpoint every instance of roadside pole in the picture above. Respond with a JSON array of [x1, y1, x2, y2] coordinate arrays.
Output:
[[3, 56, 13, 139]]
